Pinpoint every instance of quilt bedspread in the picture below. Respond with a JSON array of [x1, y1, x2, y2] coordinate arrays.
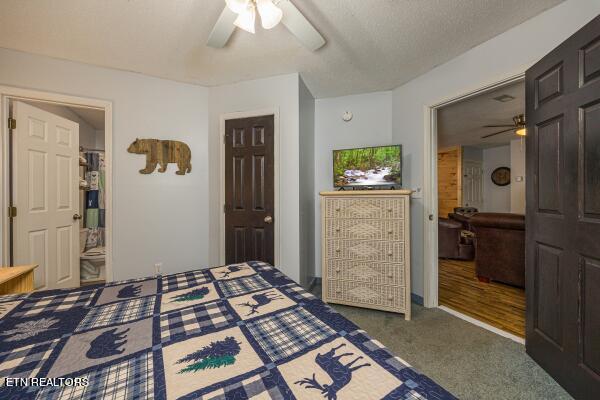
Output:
[[0, 261, 456, 399]]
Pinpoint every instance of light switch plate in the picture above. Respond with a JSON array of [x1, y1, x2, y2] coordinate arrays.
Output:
[[411, 187, 423, 199]]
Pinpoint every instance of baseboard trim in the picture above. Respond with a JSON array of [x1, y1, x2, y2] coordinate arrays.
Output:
[[438, 305, 525, 344], [411, 293, 424, 306], [308, 277, 321, 292]]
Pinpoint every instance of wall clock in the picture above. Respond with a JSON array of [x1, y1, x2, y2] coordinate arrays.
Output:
[[491, 167, 511, 186]]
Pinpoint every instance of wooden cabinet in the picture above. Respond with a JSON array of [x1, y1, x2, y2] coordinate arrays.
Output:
[[320, 190, 411, 319]]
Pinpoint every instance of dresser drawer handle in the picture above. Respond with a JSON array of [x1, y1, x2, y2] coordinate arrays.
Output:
[[387, 208, 393, 212], [388, 229, 393, 234], [336, 289, 341, 293], [335, 268, 340, 273], [336, 249, 341, 253], [335, 207, 340, 212], [388, 273, 394, 278], [335, 228, 340, 232], [387, 251, 393, 256], [387, 295, 394, 300]]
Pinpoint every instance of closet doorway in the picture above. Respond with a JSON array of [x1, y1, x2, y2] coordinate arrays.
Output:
[[1, 87, 112, 290]]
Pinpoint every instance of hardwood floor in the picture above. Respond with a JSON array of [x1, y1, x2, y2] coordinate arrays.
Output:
[[438, 259, 525, 338]]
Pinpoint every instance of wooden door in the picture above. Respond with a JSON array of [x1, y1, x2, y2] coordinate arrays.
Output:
[[12, 101, 80, 290], [224, 115, 274, 265], [525, 15, 600, 399], [462, 160, 483, 210]]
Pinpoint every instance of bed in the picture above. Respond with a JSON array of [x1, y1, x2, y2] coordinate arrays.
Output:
[[0, 261, 455, 399]]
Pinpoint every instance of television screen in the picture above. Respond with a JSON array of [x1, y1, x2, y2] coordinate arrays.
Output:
[[333, 145, 402, 188]]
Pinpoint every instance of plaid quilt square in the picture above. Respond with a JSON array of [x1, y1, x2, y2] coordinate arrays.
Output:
[[280, 283, 317, 302], [0, 339, 58, 386], [76, 296, 156, 332], [34, 351, 154, 400], [161, 269, 210, 292], [160, 301, 233, 342], [217, 275, 271, 297], [198, 369, 289, 400], [246, 308, 335, 362], [13, 291, 94, 317]]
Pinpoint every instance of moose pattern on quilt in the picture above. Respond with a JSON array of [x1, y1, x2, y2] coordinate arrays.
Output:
[[0, 261, 456, 399]]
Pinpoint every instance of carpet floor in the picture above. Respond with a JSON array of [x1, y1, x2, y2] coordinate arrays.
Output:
[[311, 284, 572, 400]]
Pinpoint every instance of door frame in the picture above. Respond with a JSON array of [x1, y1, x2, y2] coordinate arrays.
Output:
[[219, 108, 280, 267], [422, 73, 525, 309], [0, 85, 114, 282]]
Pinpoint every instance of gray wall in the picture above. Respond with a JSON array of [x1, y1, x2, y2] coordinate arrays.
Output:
[[299, 77, 315, 287], [391, 0, 600, 298], [314, 91, 393, 278], [1, 47, 210, 280], [482, 145, 511, 213]]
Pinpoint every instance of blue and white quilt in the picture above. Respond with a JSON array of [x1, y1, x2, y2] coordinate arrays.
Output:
[[0, 261, 455, 399]]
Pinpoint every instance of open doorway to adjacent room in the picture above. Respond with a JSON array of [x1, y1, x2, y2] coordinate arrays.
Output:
[[435, 79, 526, 340], [2, 88, 112, 290]]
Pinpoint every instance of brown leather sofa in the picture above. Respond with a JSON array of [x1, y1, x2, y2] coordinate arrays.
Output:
[[438, 218, 475, 260], [470, 213, 525, 287]]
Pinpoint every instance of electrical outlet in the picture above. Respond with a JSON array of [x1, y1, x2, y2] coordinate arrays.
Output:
[[154, 263, 163, 276]]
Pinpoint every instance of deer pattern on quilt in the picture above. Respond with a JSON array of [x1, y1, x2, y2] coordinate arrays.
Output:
[[219, 265, 248, 279], [117, 284, 142, 299], [295, 343, 371, 400], [237, 291, 284, 316]]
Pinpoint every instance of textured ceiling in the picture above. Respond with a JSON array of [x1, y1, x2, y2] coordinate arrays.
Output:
[[437, 80, 525, 149], [0, 0, 562, 98]]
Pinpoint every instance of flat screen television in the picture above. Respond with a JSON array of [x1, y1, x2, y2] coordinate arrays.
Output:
[[333, 145, 402, 188]]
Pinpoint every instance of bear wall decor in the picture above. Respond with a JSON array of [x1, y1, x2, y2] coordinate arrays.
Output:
[[127, 138, 192, 175]]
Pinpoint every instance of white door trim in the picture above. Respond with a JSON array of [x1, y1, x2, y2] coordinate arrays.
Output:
[[422, 73, 525, 308], [219, 108, 280, 267], [0, 85, 114, 282]]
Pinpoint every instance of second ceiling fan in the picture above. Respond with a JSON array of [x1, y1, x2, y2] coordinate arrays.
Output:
[[481, 114, 526, 139]]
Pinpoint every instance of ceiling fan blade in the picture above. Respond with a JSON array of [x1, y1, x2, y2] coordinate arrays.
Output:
[[481, 128, 515, 139], [207, 7, 238, 48], [277, 0, 326, 51], [483, 124, 515, 128]]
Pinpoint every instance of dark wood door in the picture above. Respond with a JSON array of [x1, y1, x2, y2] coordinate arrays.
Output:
[[526, 15, 600, 399], [225, 115, 275, 265]]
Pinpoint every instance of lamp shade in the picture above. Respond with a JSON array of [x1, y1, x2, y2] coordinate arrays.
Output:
[[256, 0, 283, 29], [234, 5, 256, 33], [225, 0, 250, 14]]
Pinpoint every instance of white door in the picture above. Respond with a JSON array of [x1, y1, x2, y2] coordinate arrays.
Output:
[[462, 159, 483, 210], [12, 101, 80, 290]]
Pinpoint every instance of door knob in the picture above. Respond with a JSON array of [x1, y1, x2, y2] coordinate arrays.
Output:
[[73, 214, 82, 220], [264, 215, 273, 224]]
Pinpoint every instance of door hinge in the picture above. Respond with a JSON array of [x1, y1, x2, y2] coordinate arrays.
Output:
[[8, 118, 16, 130], [223, 204, 227, 213], [223, 134, 227, 144], [8, 206, 17, 218]]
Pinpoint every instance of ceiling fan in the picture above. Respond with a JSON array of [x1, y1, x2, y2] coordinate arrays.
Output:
[[207, 0, 326, 51], [481, 114, 526, 138]]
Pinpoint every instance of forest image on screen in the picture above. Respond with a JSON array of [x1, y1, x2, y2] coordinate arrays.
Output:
[[333, 145, 402, 187]]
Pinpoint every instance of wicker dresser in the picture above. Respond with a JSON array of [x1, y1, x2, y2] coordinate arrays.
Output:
[[320, 190, 411, 320]]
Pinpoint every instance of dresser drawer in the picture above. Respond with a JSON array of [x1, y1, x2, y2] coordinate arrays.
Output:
[[325, 197, 404, 220], [326, 280, 405, 311], [326, 239, 404, 263], [326, 259, 404, 286], [325, 218, 404, 241]]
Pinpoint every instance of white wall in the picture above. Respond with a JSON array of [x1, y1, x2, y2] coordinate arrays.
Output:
[[314, 91, 393, 277], [482, 145, 511, 213], [391, 0, 600, 297], [510, 139, 526, 214], [207, 73, 302, 282], [299, 77, 315, 287], [0, 47, 210, 281]]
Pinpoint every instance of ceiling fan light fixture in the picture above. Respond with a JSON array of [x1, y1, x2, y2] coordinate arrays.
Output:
[[233, 3, 256, 34], [516, 127, 527, 136], [225, 0, 250, 14], [256, 0, 283, 29]]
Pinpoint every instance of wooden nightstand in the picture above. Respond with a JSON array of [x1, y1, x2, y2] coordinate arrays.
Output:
[[0, 265, 38, 295]]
